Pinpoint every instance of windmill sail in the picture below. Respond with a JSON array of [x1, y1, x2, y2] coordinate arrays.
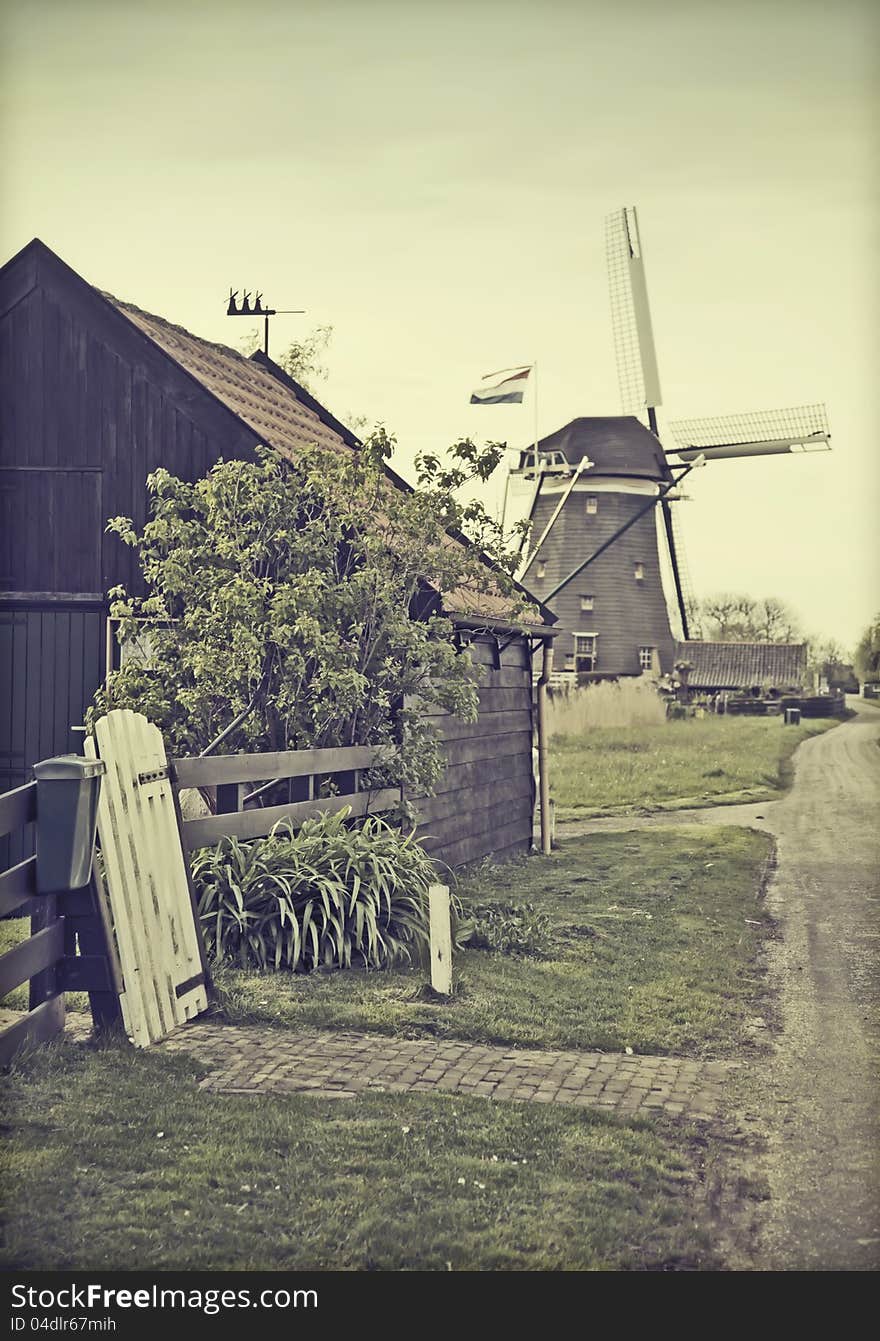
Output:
[[667, 404, 831, 461], [658, 496, 702, 640], [606, 206, 662, 417]]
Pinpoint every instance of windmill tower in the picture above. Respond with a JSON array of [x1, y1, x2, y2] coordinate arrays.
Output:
[[513, 206, 831, 681]]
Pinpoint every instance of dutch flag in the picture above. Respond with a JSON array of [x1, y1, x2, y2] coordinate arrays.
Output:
[[469, 365, 532, 405]]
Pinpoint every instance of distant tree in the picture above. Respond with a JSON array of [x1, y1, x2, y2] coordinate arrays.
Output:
[[239, 324, 368, 436], [238, 324, 334, 394], [697, 593, 802, 643], [802, 634, 852, 687], [854, 613, 880, 680]]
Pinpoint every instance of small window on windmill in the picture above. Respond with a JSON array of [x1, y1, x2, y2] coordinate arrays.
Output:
[[585, 494, 598, 515], [639, 646, 655, 671], [580, 594, 594, 611], [536, 560, 546, 579], [634, 562, 645, 582], [574, 633, 597, 673]]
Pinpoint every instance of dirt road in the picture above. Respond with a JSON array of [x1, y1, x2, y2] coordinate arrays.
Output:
[[558, 701, 880, 1270], [746, 700, 880, 1270]]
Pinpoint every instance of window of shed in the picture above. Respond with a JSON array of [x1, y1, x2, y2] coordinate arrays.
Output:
[[585, 495, 598, 515], [634, 562, 645, 581]]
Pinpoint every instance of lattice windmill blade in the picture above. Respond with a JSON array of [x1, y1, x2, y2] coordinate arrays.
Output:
[[605, 206, 663, 419], [658, 495, 691, 640], [658, 494, 703, 640], [666, 404, 831, 462]]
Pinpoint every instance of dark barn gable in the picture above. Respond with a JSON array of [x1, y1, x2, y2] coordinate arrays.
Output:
[[0, 239, 553, 869]]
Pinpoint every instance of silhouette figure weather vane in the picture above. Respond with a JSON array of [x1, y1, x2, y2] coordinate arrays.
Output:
[[226, 288, 304, 356]]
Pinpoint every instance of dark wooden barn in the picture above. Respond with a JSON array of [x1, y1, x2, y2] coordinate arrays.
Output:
[[516, 417, 677, 680], [0, 238, 555, 868]]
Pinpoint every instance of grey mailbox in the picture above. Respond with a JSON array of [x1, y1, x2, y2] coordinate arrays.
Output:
[[33, 755, 107, 893]]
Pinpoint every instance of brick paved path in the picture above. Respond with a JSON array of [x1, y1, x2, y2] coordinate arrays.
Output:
[[153, 1021, 738, 1122]]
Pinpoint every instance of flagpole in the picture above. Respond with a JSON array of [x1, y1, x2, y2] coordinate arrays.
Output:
[[499, 361, 537, 535]]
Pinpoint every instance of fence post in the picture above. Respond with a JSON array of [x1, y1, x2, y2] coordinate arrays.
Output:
[[428, 883, 453, 996], [28, 893, 61, 1012]]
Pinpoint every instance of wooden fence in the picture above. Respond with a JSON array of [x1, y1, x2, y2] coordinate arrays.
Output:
[[0, 780, 65, 1066], [0, 719, 429, 1062], [0, 778, 123, 1066], [171, 744, 401, 850]]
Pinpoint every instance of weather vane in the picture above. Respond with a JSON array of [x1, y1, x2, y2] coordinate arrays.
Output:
[[226, 289, 305, 358]]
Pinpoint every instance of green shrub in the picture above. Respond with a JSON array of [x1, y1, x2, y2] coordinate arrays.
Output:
[[457, 900, 553, 958], [191, 809, 438, 972]]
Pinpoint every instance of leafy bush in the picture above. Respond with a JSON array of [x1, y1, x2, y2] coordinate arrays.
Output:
[[457, 900, 553, 958], [191, 809, 438, 972]]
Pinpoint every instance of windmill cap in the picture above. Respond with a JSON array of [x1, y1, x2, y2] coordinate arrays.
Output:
[[524, 416, 671, 480]]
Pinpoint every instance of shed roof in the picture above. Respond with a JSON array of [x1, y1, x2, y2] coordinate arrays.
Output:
[[675, 641, 807, 690]]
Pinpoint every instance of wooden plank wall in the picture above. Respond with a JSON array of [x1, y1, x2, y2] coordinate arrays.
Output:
[[0, 278, 256, 600], [411, 633, 535, 869], [0, 600, 105, 866]]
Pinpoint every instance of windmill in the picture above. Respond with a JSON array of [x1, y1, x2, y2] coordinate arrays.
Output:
[[513, 205, 831, 680]]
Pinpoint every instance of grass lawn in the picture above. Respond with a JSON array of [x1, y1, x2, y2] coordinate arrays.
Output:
[[215, 826, 775, 1058], [1, 1039, 719, 1271], [1, 824, 773, 1272], [550, 715, 839, 817]]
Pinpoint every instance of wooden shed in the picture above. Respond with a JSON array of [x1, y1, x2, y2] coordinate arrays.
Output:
[[0, 239, 555, 868]]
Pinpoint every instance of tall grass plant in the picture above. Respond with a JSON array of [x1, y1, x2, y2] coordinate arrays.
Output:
[[547, 678, 666, 736]]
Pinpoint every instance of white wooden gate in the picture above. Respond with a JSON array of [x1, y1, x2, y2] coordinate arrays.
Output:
[[85, 709, 208, 1046]]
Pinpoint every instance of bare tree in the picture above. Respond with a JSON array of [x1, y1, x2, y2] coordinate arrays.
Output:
[[698, 592, 802, 642]]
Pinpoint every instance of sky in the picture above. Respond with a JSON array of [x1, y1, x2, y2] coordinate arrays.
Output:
[[2, 0, 877, 651]]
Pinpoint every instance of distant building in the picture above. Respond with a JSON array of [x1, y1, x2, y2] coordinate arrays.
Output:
[[820, 662, 859, 695], [674, 641, 808, 696]]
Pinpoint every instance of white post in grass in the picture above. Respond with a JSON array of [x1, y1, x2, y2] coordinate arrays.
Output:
[[428, 883, 453, 996]]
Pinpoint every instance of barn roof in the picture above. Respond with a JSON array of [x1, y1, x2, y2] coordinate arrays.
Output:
[[108, 297, 355, 461], [528, 416, 671, 481], [100, 297, 553, 632], [675, 641, 807, 690], [0, 238, 553, 633]]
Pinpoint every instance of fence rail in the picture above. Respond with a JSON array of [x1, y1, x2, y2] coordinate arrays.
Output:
[[171, 744, 401, 851], [0, 780, 66, 1067], [1, 728, 405, 1062]]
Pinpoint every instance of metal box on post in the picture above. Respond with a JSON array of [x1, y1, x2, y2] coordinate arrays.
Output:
[[33, 755, 106, 893]]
